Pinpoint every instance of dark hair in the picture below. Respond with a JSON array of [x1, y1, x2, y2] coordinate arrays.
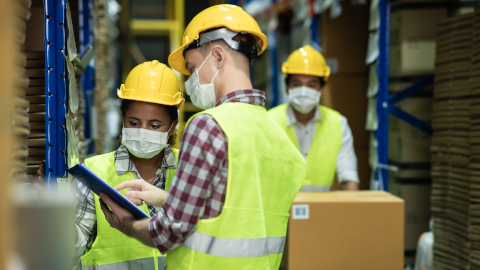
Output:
[[120, 99, 179, 145], [285, 74, 326, 88]]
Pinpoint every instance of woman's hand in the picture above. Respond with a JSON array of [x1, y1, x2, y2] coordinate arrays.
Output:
[[115, 180, 168, 208]]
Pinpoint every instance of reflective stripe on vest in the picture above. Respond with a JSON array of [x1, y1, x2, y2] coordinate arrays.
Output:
[[81, 257, 166, 270], [301, 185, 331, 191], [82, 257, 154, 270], [80, 150, 177, 269], [268, 104, 342, 190], [166, 102, 306, 270], [183, 231, 286, 257]]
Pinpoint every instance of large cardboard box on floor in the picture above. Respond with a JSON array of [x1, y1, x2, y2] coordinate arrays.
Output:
[[281, 191, 404, 270]]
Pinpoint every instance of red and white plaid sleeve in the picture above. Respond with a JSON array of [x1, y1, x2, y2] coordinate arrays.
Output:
[[148, 113, 228, 253]]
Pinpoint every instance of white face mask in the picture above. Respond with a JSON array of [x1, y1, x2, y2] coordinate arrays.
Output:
[[288, 86, 321, 114], [121, 123, 173, 159], [184, 51, 220, 110]]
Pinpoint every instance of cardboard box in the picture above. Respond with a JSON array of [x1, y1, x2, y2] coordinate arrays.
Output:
[[388, 179, 432, 251], [390, 8, 448, 76], [282, 191, 404, 270], [321, 2, 369, 75]]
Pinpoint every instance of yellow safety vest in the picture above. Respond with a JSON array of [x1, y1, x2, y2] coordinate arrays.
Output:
[[166, 102, 305, 270], [268, 104, 342, 191], [80, 149, 178, 270]]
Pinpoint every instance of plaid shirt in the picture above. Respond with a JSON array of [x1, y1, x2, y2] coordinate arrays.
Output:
[[73, 145, 177, 261], [148, 89, 266, 253]]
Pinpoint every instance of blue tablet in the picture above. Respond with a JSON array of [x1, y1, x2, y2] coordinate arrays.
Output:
[[67, 164, 149, 220]]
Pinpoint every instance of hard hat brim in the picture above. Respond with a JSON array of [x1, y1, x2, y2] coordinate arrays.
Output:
[[118, 89, 185, 110], [169, 45, 190, 75]]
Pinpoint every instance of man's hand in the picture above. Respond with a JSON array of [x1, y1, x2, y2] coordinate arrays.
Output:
[[99, 193, 137, 236], [341, 181, 360, 190], [115, 180, 168, 208]]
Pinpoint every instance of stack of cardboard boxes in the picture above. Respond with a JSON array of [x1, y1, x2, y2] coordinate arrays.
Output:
[[431, 13, 473, 270], [14, 2, 47, 180], [11, 0, 33, 181], [470, 10, 480, 268], [387, 0, 448, 263]]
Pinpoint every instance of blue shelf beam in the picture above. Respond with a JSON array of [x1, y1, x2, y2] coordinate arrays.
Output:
[[375, 0, 390, 191], [44, 0, 68, 186], [388, 74, 434, 104]]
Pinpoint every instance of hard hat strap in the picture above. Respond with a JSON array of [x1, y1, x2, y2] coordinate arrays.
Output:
[[183, 28, 260, 63]]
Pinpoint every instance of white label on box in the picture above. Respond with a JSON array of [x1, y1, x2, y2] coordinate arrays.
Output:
[[292, 204, 309, 220]]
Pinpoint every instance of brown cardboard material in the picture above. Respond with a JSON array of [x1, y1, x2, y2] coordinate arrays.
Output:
[[282, 191, 404, 270], [321, 2, 369, 75]]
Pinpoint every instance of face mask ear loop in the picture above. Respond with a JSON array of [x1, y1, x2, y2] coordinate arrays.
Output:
[[197, 51, 213, 73], [211, 66, 221, 84]]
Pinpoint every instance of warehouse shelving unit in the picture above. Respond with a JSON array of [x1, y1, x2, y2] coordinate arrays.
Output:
[[375, 0, 433, 191], [79, 0, 95, 155], [45, 0, 95, 186], [45, 0, 69, 186]]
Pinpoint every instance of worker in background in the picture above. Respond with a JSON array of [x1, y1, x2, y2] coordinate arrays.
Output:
[[97, 4, 306, 270], [269, 45, 360, 191], [31, 60, 184, 270]]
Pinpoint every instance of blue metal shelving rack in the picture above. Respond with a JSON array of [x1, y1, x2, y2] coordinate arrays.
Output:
[[79, 0, 95, 155], [45, 0, 95, 186], [45, 0, 68, 186], [375, 0, 433, 191]]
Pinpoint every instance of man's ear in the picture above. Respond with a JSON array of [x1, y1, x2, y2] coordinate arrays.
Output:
[[212, 45, 225, 68]]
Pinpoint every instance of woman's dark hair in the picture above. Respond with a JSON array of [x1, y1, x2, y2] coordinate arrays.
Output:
[[285, 74, 326, 88], [120, 99, 179, 145]]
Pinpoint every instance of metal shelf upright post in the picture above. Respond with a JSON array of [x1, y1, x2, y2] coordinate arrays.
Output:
[[375, 0, 433, 191], [44, 0, 68, 187], [79, 0, 95, 155]]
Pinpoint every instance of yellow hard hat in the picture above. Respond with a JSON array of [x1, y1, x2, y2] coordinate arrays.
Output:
[[168, 4, 268, 75], [282, 45, 331, 82], [118, 60, 185, 109]]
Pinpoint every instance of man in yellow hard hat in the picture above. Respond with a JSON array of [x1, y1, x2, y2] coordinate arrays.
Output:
[[97, 4, 306, 270], [269, 45, 360, 191]]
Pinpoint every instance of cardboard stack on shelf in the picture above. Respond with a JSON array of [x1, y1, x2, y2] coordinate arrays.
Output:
[[24, 51, 46, 177], [11, 0, 34, 181], [468, 9, 480, 269], [388, 0, 448, 262], [431, 13, 474, 270]]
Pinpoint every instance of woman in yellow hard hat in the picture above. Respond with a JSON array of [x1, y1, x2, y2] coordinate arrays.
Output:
[[70, 60, 184, 270], [269, 45, 360, 191]]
